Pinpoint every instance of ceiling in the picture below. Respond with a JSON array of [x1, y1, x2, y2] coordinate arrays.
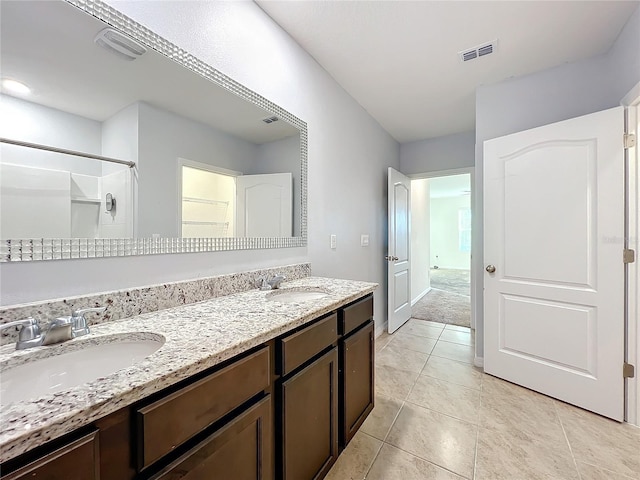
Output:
[[1, 0, 298, 144], [257, 1, 639, 143]]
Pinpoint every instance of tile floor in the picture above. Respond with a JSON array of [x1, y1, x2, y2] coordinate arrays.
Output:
[[325, 319, 640, 480]]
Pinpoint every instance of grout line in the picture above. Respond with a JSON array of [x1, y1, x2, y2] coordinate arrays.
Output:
[[381, 399, 406, 443], [380, 442, 474, 479], [553, 400, 583, 480], [357, 431, 384, 480], [403, 397, 480, 427], [472, 374, 484, 480]]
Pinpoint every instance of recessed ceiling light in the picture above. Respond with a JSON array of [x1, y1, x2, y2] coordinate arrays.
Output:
[[1, 78, 31, 96]]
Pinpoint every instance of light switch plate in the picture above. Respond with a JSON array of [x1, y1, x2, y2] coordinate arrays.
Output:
[[330, 234, 337, 249], [361, 234, 369, 247]]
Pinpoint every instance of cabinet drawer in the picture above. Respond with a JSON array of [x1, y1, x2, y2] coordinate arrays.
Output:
[[136, 346, 270, 471], [151, 395, 272, 480], [2, 431, 99, 480], [279, 313, 338, 375], [339, 295, 373, 336]]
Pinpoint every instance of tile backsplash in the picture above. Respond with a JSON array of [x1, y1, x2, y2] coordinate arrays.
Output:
[[0, 263, 310, 345]]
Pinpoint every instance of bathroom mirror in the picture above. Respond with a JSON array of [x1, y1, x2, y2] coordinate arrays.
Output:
[[0, 0, 307, 261]]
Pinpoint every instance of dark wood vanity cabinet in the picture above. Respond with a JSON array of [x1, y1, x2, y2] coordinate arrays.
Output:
[[278, 347, 339, 480], [150, 395, 272, 480], [340, 320, 374, 447], [339, 295, 375, 448], [1, 431, 100, 480], [0, 293, 375, 480]]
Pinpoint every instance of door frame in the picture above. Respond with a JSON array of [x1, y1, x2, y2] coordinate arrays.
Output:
[[408, 167, 477, 334], [622, 82, 640, 426]]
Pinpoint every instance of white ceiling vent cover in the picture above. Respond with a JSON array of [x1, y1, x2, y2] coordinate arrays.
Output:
[[459, 39, 498, 62], [94, 28, 147, 61]]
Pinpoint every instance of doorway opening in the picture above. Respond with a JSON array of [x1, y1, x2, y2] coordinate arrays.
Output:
[[409, 169, 475, 332]]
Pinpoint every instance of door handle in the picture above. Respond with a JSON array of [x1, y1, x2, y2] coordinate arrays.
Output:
[[385, 256, 399, 262], [486, 264, 496, 273]]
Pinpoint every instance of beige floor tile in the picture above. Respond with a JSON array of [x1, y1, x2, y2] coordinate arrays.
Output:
[[376, 344, 429, 373], [407, 376, 480, 424], [475, 424, 580, 480], [386, 403, 477, 479], [409, 318, 447, 330], [375, 332, 393, 352], [360, 394, 404, 441], [555, 401, 640, 478], [397, 320, 444, 340], [365, 444, 464, 480], [387, 332, 437, 355], [444, 324, 471, 333], [375, 364, 420, 400], [421, 355, 482, 390], [577, 462, 637, 480], [324, 431, 382, 480], [480, 375, 566, 444], [431, 340, 474, 364], [438, 329, 473, 346]]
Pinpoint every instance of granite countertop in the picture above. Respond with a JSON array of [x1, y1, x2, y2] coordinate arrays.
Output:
[[0, 276, 377, 463]]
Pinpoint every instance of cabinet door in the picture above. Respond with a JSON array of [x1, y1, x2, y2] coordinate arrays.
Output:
[[340, 321, 374, 447], [152, 395, 272, 480], [279, 347, 338, 480], [1, 431, 99, 480]]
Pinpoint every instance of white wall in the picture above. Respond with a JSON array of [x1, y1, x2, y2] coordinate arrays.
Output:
[[400, 130, 474, 175], [473, 5, 640, 358], [430, 195, 470, 269], [0, 95, 103, 176], [0, 0, 399, 336], [410, 178, 430, 303]]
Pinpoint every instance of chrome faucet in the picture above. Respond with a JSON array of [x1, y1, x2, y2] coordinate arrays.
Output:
[[0, 318, 43, 350], [267, 274, 286, 290], [70, 307, 106, 337], [256, 274, 287, 290], [0, 306, 106, 350]]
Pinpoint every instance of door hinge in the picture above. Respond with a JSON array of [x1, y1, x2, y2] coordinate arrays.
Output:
[[624, 363, 635, 379], [623, 249, 635, 264], [624, 133, 636, 149]]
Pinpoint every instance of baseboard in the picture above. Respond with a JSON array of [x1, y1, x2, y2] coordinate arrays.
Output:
[[375, 321, 388, 338], [474, 356, 484, 368], [411, 287, 432, 306]]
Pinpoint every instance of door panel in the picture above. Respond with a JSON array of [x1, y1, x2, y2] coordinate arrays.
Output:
[[502, 141, 596, 287], [484, 106, 624, 420], [236, 173, 292, 237], [388, 167, 411, 333]]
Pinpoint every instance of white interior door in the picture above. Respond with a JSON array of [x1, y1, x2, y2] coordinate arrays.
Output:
[[388, 167, 412, 333], [236, 173, 292, 237], [484, 106, 625, 420]]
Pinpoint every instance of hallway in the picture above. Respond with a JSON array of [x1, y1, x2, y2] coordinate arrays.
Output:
[[325, 319, 640, 480]]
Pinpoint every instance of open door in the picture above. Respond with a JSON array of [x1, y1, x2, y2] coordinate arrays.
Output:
[[484, 106, 625, 420], [236, 173, 292, 237], [387, 167, 411, 333]]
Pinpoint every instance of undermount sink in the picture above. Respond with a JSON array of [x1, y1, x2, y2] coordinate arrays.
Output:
[[0, 333, 164, 407], [266, 288, 329, 304]]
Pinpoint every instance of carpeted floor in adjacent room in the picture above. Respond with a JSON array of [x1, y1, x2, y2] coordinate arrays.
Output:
[[411, 269, 471, 328]]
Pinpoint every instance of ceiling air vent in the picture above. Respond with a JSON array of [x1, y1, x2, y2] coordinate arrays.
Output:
[[95, 28, 147, 61], [262, 116, 279, 124], [459, 39, 498, 62]]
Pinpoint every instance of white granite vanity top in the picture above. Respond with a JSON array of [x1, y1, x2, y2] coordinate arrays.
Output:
[[0, 277, 376, 463]]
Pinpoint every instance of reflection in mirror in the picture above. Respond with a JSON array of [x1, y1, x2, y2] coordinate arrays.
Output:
[[0, 0, 302, 245]]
